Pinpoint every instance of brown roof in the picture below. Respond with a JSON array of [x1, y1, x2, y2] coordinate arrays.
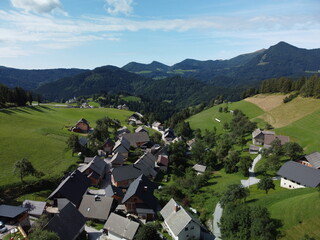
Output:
[[264, 135, 290, 145]]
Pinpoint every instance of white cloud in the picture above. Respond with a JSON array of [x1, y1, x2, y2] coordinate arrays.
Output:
[[10, 0, 62, 14], [106, 0, 133, 16]]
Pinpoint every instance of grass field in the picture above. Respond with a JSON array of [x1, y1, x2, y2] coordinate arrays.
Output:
[[0, 106, 133, 187], [187, 100, 264, 133], [247, 184, 320, 240], [121, 95, 141, 102]]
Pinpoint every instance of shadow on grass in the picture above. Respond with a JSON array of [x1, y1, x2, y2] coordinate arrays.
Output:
[[38, 105, 56, 111], [11, 108, 31, 114], [0, 109, 15, 115], [245, 198, 258, 204]]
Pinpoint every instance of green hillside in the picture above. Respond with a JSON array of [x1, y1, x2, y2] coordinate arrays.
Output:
[[0, 106, 132, 187], [187, 100, 264, 133]]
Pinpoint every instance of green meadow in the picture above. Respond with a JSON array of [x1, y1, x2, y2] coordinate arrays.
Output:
[[0, 106, 133, 187], [187, 100, 264, 133]]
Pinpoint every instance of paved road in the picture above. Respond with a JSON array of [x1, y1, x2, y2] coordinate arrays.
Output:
[[240, 154, 262, 187], [212, 202, 222, 240]]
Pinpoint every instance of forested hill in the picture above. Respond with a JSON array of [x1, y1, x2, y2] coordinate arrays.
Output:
[[0, 66, 87, 90], [36, 65, 149, 101], [121, 42, 320, 86]]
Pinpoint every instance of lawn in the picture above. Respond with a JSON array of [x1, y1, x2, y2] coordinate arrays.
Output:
[[0, 105, 133, 187], [187, 100, 264, 133], [120, 95, 141, 102], [247, 184, 320, 240]]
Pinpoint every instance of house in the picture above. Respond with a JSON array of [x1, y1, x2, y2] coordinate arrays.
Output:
[[297, 152, 320, 169], [160, 198, 202, 240], [48, 170, 91, 207], [102, 138, 115, 154], [134, 152, 158, 179], [252, 128, 275, 145], [109, 152, 125, 167], [192, 164, 207, 175], [78, 137, 88, 147], [105, 184, 124, 201], [249, 145, 260, 154], [78, 195, 114, 221], [111, 165, 142, 188], [122, 132, 150, 148], [0, 205, 29, 227], [113, 137, 131, 159], [117, 126, 130, 137], [187, 138, 196, 150], [45, 202, 86, 240], [157, 154, 169, 172], [135, 126, 148, 133], [22, 200, 46, 218], [264, 135, 290, 148], [163, 128, 176, 142], [122, 175, 159, 221], [79, 155, 107, 186], [129, 113, 143, 125], [152, 121, 163, 131], [277, 161, 320, 189], [72, 118, 90, 133], [104, 213, 140, 240]]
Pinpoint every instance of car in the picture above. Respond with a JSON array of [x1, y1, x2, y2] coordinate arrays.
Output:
[[0, 221, 8, 233]]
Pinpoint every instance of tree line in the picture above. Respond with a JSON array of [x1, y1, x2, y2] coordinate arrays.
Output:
[[0, 83, 40, 107]]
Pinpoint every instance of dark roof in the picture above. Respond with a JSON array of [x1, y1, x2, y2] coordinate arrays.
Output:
[[48, 170, 91, 206], [122, 175, 158, 211], [135, 126, 147, 133], [45, 202, 86, 240], [103, 138, 115, 146], [22, 200, 46, 216], [277, 161, 320, 187], [87, 156, 107, 176], [105, 184, 124, 198], [112, 165, 142, 182], [304, 152, 320, 169], [110, 152, 125, 165], [0, 205, 27, 218], [78, 137, 88, 147], [104, 213, 139, 240], [122, 132, 150, 147], [113, 137, 131, 151], [78, 195, 114, 220], [77, 118, 90, 125]]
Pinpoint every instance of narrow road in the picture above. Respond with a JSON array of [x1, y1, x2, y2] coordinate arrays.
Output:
[[240, 154, 262, 187], [212, 202, 223, 240]]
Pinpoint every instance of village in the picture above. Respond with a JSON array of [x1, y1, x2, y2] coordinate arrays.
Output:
[[1, 109, 320, 240]]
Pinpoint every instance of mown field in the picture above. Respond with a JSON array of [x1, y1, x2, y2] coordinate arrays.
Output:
[[0, 105, 133, 187]]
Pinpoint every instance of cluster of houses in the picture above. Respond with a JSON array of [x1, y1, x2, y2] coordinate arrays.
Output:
[[0, 118, 209, 240], [251, 128, 320, 190]]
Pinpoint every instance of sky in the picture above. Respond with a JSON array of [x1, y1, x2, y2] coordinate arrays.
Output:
[[0, 0, 319, 69]]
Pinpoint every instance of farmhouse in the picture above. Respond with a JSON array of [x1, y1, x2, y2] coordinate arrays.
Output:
[[104, 213, 140, 240], [108, 152, 125, 168], [113, 137, 131, 159], [160, 198, 202, 240], [111, 165, 142, 188], [78, 155, 107, 186], [252, 128, 289, 147], [152, 121, 164, 131], [122, 132, 150, 148], [277, 161, 320, 189], [297, 152, 320, 169], [72, 118, 90, 133], [121, 175, 159, 221], [102, 138, 115, 154]]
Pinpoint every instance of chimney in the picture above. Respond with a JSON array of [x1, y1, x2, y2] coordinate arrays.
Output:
[[144, 186, 148, 191], [174, 203, 180, 212]]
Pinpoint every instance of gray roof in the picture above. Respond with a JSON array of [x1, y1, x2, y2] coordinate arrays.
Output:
[[122, 174, 158, 212], [87, 156, 107, 177], [160, 198, 202, 236], [192, 164, 207, 173], [48, 170, 91, 206], [79, 137, 88, 147], [110, 152, 125, 165], [0, 205, 27, 218], [105, 184, 124, 199], [113, 137, 131, 152], [304, 152, 320, 169], [22, 200, 46, 216], [277, 161, 320, 187], [84, 157, 94, 164], [77, 118, 90, 125], [112, 165, 142, 182], [104, 213, 139, 240], [45, 202, 86, 240], [113, 145, 129, 154], [264, 135, 290, 146], [78, 195, 114, 220], [122, 132, 150, 148], [134, 161, 157, 178]]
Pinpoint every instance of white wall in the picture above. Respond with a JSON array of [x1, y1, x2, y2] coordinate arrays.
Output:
[[177, 221, 201, 240], [280, 178, 305, 189]]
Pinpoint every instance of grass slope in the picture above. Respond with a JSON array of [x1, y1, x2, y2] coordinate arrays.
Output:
[[187, 100, 264, 133], [0, 106, 132, 187]]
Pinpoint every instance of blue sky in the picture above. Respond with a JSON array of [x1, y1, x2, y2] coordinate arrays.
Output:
[[0, 0, 319, 69]]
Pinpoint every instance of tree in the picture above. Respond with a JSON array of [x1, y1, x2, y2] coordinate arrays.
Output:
[[258, 177, 275, 194], [134, 223, 161, 240], [283, 142, 303, 160], [174, 121, 192, 139], [28, 229, 60, 240], [66, 134, 82, 156], [220, 184, 249, 207], [238, 156, 253, 177], [224, 150, 240, 173], [13, 158, 40, 182]]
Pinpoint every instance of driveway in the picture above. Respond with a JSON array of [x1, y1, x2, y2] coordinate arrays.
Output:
[[212, 202, 222, 240], [240, 154, 262, 187]]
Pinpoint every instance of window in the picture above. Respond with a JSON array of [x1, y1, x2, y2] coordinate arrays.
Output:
[[185, 227, 188, 231]]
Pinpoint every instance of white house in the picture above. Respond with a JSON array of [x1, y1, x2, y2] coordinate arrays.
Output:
[[160, 198, 201, 240]]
